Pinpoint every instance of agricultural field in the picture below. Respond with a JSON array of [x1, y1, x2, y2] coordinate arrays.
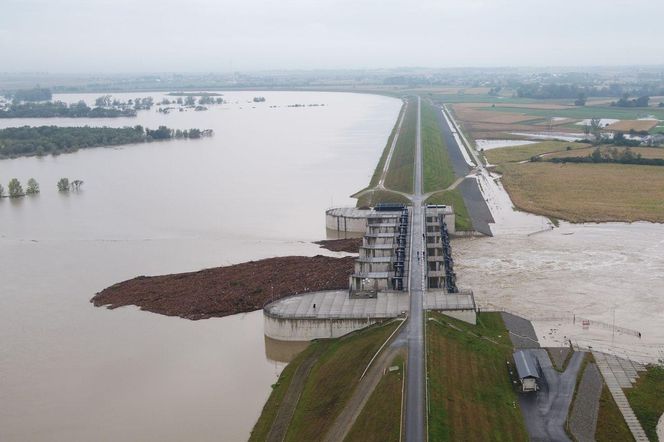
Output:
[[546, 146, 664, 161], [479, 104, 664, 122], [605, 119, 659, 132], [426, 312, 528, 442], [497, 162, 664, 223], [483, 140, 590, 164]]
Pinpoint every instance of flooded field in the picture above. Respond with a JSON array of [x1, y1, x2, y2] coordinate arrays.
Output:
[[475, 139, 537, 150], [0, 91, 402, 441]]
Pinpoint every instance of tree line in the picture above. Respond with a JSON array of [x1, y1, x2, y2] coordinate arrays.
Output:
[[2, 87, 53, 102], [549, 147, 664, 166], [0, 101, 137, 118], [0, 125, 213, 159], [0, 177, 84, 198]]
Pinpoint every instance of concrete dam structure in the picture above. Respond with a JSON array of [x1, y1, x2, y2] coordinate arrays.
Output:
[[326, 205, 456, 236], [264, 203, 477, 341]]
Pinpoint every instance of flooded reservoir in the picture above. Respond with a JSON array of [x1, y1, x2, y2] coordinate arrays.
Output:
[[0, 91, 402, 441]]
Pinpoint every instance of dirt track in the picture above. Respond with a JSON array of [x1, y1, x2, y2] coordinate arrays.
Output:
[[91, 255, 354, 320]]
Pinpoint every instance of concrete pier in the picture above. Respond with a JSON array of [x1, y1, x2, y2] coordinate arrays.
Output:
[[263, 290, 408, 341]]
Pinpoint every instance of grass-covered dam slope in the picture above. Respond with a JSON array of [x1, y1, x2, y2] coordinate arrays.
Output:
[[249, 320, 400, 442], [426, 312, 528, 441]]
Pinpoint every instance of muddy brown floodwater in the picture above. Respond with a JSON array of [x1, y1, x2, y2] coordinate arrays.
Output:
[[455, 222, 664, 362], [0, 91, 402, 442]]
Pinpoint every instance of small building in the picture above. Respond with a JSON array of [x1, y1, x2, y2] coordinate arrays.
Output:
[[513, 350, 540, 392]]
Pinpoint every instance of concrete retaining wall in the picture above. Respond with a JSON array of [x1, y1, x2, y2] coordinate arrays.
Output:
[[264, 315, 386, 341], [325, 212, 368, 233], [437, 309, 477, 325]]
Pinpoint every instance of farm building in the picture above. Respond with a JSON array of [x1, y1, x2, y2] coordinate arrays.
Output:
[[513, 350, 540, 392]]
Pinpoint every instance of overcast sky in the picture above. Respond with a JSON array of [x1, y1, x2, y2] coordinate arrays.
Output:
[[1, 0, 663, 72]]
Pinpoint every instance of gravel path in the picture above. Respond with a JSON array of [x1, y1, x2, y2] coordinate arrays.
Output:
[[501, 312, 540, 348], [569, 362, 602, 442]]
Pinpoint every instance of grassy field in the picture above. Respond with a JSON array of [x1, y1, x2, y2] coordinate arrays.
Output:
[[385, 97, 417, 194], [248, 342, 316, 441], [625, 365, 664, 441], [480, 105, 664, 121], [425, 189, 472, 231], [355, 189, 411, 208], [421, 100, 457, 192], [427, 311, 528, 442], [368, 102, 406, 188], [605, 119, 659, 132], [344, 355, 404, 442], [284, 321, 400, 441], [546, 146, 664, 160], [595, 383, 636, 442], [483, 141, 590, 164], [497, 162, 664, 223]]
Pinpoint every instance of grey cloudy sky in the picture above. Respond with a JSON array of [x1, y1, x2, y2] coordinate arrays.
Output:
[[1, 0, 662, 72]]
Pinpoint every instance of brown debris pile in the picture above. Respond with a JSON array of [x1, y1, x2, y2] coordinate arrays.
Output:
[[314, 238, 362, 253], [91, 255, 354, 320]]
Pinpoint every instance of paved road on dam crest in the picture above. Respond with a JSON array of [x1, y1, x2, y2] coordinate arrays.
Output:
[[404, 96, 426, 442]]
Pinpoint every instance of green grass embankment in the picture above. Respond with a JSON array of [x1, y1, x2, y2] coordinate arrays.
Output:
[[355, 189, 411, 208], [427, 312, 528, 441], [595, 383, 635, 441], [367, 102, 406, 188], [384, 98, 417, 194], [425, 190, 472, 231], [344, 354, 404, 442], [626, 365, 664, 441], [420, 100, 472, 231], [283, 321, 400, 441], [421, 100, 456, 193], [249, 342, 316, 441]]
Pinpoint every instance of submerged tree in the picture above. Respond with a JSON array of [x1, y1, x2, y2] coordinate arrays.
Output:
[[8, 178, 24, 197], [26, 178, 40, 195], [0, 183, 4, 198], [57, 177, 70, 192], [71, 179, 84, 190]]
